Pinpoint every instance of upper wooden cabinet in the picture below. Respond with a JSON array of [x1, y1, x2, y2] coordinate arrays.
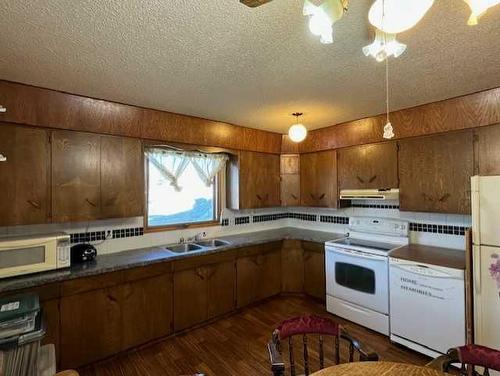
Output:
[[52, 130, 144, 222], [300, 150, 338, 208], [100, 136, 143, 218], [280, 154, 300, 207], [52, 131, 101, 222], [476, 125, 500, 176], [228, 151, 280, 209], [338, 142, 398, 190], [0, 124, 50, 226], [399, 131, 474, 214]]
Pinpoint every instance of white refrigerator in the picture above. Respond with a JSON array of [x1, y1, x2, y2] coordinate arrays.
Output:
[[471, 175, 500, 352]]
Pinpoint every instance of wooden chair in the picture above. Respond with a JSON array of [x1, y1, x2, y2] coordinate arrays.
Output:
[[267, 315, 379, 376], [427, 345, 500, 376]]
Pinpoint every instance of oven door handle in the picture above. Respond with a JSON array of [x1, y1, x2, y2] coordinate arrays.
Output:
[[328, 247, 387, 261]]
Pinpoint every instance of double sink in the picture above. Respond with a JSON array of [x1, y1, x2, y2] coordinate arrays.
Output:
[[165, 239, 231, 254]]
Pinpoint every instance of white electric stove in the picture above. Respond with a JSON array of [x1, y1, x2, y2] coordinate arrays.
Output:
[[325, 217, 409, 335]]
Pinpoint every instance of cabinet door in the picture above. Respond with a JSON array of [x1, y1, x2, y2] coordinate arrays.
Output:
[[60, 287, 122, 369], [281, 174, 300, 206], [236, 255, 260, 308], [300, 150, 337, 208], [338, 142, 398, 190], [101, 136, 144, 218], [239, 151, 280, 208], [52, 131, 101, 222], [281, 154, 300, 174], [121, 273, 172, 350], [257, 249, 282, 300], [207, 261, 235, 319], [173, 267, 208, 331], [477, 125, 500, 176], [281, 240, 304, 293], [0, 125, 49, 226], [399, 131, 473, 214], [303, 242, 326, 301]]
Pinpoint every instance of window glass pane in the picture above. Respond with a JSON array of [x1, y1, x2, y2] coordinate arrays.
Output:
[[335, 262, 376, 294], [148, 154, 215, 227]]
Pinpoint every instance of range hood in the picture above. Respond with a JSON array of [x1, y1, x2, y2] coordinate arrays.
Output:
[[339, 188, 399, 201]]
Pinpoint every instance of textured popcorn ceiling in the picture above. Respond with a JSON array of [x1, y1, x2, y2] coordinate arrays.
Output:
[[0, 0, 499, 133]]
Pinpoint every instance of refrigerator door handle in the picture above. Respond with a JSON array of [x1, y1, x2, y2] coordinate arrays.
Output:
[[473, 245, 481, 294]]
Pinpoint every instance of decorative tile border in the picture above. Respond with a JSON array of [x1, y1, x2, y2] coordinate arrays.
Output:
[[320, 215, 349, 224], [351, 204, 400, 209], [409, 223, 466, 236], [221, 218, 230, 226], [235, 216, 250, 225], [253, 213, 288, 223], [288, 213, 317, 221], [70, 227, 143, 243], [112, 227, 144, 239]]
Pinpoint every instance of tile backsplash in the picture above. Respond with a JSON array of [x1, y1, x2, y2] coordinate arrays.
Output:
[[0, 200, 470, 254]]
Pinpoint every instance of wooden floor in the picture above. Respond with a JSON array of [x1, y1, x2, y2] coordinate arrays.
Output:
[[79, 296, 430, 376]]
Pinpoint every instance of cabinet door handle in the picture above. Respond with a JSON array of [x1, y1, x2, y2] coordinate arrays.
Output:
[[195, 267, 205, 280], [368, 175, 377, 183], [310, 193, 316, 200], [438, 193, 451, 202], [86, 198, 97, 207], [318, 193, 326, 200], [27, 200, 41, 209], [291, 194, 298, 200], [107, 294, 118, 303], [356, 176, 365, 183], [421, 193, 434, 202], [256, 194, 262, 201], [205, 265, 215, 279]]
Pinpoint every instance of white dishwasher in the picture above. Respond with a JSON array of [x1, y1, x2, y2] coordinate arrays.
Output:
[[389, 257, 465, 358]]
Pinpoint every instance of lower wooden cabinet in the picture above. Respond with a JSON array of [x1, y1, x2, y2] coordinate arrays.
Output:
[[281, 240, 304, 293], [237, 243, 282, 308], [303, 242, 326, 301], [173, 259, 236, 331]]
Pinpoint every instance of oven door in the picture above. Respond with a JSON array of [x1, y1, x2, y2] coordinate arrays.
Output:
[[326, 246, 388, 314], [0, 240, 58, 279]]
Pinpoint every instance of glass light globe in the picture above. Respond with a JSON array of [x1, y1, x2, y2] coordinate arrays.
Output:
[[368, 0, 434, 34], [363, 30, 407, 62], [288, 124, 308, 143], [464, 0, 500, 25]]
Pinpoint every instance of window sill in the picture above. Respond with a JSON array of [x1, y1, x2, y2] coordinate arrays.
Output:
[[144, 220, 220, 233]]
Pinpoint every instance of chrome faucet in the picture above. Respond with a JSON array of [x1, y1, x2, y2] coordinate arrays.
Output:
[[180, 232, 206, 244]]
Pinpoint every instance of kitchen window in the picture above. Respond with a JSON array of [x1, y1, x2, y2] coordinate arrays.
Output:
[[145, 147, 228, 229]]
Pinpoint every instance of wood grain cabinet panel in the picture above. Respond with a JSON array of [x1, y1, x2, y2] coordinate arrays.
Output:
[[207, 261, 235, 319], [51, 131, 101, 222], [236, 247, 281, 308], [233, 151, 280, 209], [121, 273, 173, 350], [476, 125, 500, 176], [300, 150, 338, 208], [280, 154, 300, 207], [60, 287, 122, 369], [281, 240, 304, 293], [399, 131, 474, 214], [0, 124, 50, 226], [100, 136, 144, 218], [338, 142, 398, 190], [303, 242, 326, 301]]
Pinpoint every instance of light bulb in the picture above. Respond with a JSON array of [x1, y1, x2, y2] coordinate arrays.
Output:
[[288, 124, 308, 143], [368, 0, 434, 34], [303, 0, 346, 44], [363, 30, 406, 61], [383, 122, 395, 139], [463, 0, 500, 25]]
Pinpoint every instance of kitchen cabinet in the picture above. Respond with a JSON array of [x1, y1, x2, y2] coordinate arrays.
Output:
[[52, 130, 101, 222], [100, 136, 144, 218], [236, 243, 282, 308], [60, 286, 122, 368], [228, 151, 280, 209], [281, 240, 304, 293], [338, 142, 398, 190], [280, 154, 300, 206], [303, 241, 326, 301], [399, 131, 473, 214], [476, 125, 500, 176], [0, 124, 50, 226], [173, 255, 235, 331], [300, 150, 338, 208]]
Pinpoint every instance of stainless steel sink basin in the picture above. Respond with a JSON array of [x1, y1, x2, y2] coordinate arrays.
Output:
[[195, 239, 230, 248], [165, 243, 204, 253]]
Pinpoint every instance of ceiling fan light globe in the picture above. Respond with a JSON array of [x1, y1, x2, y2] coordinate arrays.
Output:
[[368, 0, 434, 34], [464, 0, 500, 25], [288, 124, 308, 143]]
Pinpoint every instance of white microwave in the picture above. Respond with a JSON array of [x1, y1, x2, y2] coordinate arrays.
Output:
[[0, 233, 71, 279]]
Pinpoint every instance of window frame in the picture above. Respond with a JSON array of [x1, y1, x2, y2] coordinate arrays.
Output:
[[143, 145, 225, 232]]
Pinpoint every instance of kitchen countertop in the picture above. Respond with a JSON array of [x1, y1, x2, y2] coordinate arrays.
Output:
[[389, 244, 466, 270], [0, 227, 345, 294]]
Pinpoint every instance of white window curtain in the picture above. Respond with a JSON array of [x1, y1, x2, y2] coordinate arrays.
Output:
[[146, 148, 228, 191]]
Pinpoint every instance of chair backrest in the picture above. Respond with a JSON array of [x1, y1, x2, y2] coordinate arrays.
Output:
[[267, 315, 378, 376], [429, 345, 500, 376]]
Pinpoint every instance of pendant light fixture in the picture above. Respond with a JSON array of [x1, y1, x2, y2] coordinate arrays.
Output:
[[463, 0, 500, 25], [383, 53, 394, 140], [303, 0, 348, 44], [368, 0, 434, 34], [288, 112, 308, 143], [363, 29, 407, 62]]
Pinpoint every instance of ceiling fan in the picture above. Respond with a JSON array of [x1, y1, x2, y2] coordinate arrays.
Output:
[[240, 0, 274, 7]]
